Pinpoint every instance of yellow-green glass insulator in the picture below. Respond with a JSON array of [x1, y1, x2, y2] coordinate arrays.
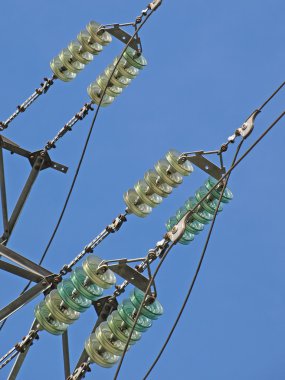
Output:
[[165, 149, 194, 176], [123, 189, 152, 218], [104, 66, 131, 88], [107, 311, 142, 345], [195, 186, 223, 214], [57, 279, 91, 312], [134, 179, 163, 208], [96, 75, 123, 97], [82, 255, 116, 289], [50, 57, 76, 82], [96, 322, 129, 356], [86, 21, 112, 46], [71, 267, 103, 301], [154, 159, 183, 188], [45, 290, 80, 325], [35, 301, 67, 335], [87, 82, 115, 106], [123, 47, 147, 70], [118, 300, 152, 332], [85, 334, 119, 368], [59, 49, 85, 73], [113, 56, 139, 79], [130, 288, 163, 320], [144, 170, 173, 198], [77, 30, 103, 55], [205, 177, 233, 204], [68, 41, 93, 64], [184, 197, 214, 224]]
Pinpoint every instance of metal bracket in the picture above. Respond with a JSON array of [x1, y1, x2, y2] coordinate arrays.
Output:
[[104, 24, 141, 52], [180, 153, 225, 180], [149, 0, 163, 10], [237, 109, 260, 139]]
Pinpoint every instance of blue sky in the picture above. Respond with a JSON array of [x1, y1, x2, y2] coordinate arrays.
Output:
[[0, 1, 285, 379]]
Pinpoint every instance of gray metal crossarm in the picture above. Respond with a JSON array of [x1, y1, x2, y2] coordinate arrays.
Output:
[[0, 260, 43, 283]]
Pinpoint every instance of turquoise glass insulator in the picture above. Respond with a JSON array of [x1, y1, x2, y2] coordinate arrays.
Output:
[[130, 288, 163, 320], [144, 170, 173, 198], [205, 177, 233, 203], [45, 290, 80, 325], [87, 81, 115, 106], [71, 267, 103, 301], [195, 186, 223, 214], [59, 49, 85, 73], [114, 56, 140, 79], [50, 57, 76, 82], [167, 214, 203, 236], [82, 255, 116, 289], [166, 216, 195, 244], [123, 189, 152, 218], [77, 30, 103, 55], [165, 149, 194, 176], [57, 279, 91, 312], [184, 197, 214, 224], [86, 21, 112, 46], [95, 322, 129, 356], [134, 179, 163, 208], [96, 75, 123, 97], [179, 230, 195, 245], [123, 47, 147, 69], [68, 41, 93, 64], [107, 311, 142, 345], [154, 159, 183, 187], [118, 300, 152, 332], [35, 301, 67, 335], [85, 333, 119, 368]]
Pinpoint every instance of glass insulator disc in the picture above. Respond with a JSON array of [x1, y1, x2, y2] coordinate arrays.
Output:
[[165, 149, 194, 176], [130, 288, 163, 320], [195, 186, 223, 214], [82, 254, 116, 289], [35, 301, 67, 335], [86, 21, 112, 46], [87, 82, 115, 107], [57, 279, 91, 312], [118, 300, 152, 332], [45, 289, 80, 324], [107, 311, 141, 345], [85, 334, 119, 368], [77, 30, 103, 55], [71, 267, 103, 300], [104, 65, 131, 88], [175, 206, 205, 234], [123, 189, 152, 218], [123, 47, 147, 69], [96, 75, 123, 97], [134, 179, 162, 208], [144, 170, 173, 198], [184, 197, 214, 224], [179, 230, 195, 245], [96, 322, 129, 356], [155, 160, 183, 187], [59, 49, 85, 73], [50, 57, 76, 82], [205, 177, 233, 203], [68, 41, 93, 64], [113, 56, 139, 79]]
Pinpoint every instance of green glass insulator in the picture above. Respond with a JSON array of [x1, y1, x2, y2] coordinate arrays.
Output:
[[130, 288, 163, 320], [35, 301, 67, 335], [68, 41, 93, 64], [71, 267, 103, 301], [166, 216, 195, 244], [118, 300, 152, 332], [50, 57, 76, 82], [184, 197, 214, 224], [96, 75, 123, 97], [123, 47, 147, 69], [87, 81, 115, 107], [77, 30, 103, 55], [114, 56, 139, 79], [165, 149, 194, 176], [195, 186, 223, 214], [175, 207, 204, 234], [86, 21, 112, 46], [166, 216, 177, 232], [82, 255, 116, 289], [144, 170, 173, 198], [45, 290, 80, 325], [123, 189, 152, 218], [107, 311, 142, 345], [57, 279, 91, 312], [155, 159, 183, 187], [96, 322, 129, 356], [85, 333, 119, 368], [134, 179, 163, 208], [179, 230, 195, 245], [104, 65, 131, 88], [59, 49, 85, 73], [205, 177, 233, 204]]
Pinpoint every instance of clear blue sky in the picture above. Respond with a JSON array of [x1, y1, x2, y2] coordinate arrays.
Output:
[[1, 1, 285, 379]]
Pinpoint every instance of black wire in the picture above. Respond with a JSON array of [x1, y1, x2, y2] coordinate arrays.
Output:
[[142, 140, 244, 379], [0, 8, 155, 332]]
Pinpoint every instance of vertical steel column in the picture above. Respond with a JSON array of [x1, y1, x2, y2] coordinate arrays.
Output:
[[62, 331, 71, 378], [0, 146, 9, 235]]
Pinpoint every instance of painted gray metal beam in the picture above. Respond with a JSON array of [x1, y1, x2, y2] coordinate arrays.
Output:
[[0, 260, 42, 283], [62, 331, 71, 378], [0, 146, 9, 235]]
